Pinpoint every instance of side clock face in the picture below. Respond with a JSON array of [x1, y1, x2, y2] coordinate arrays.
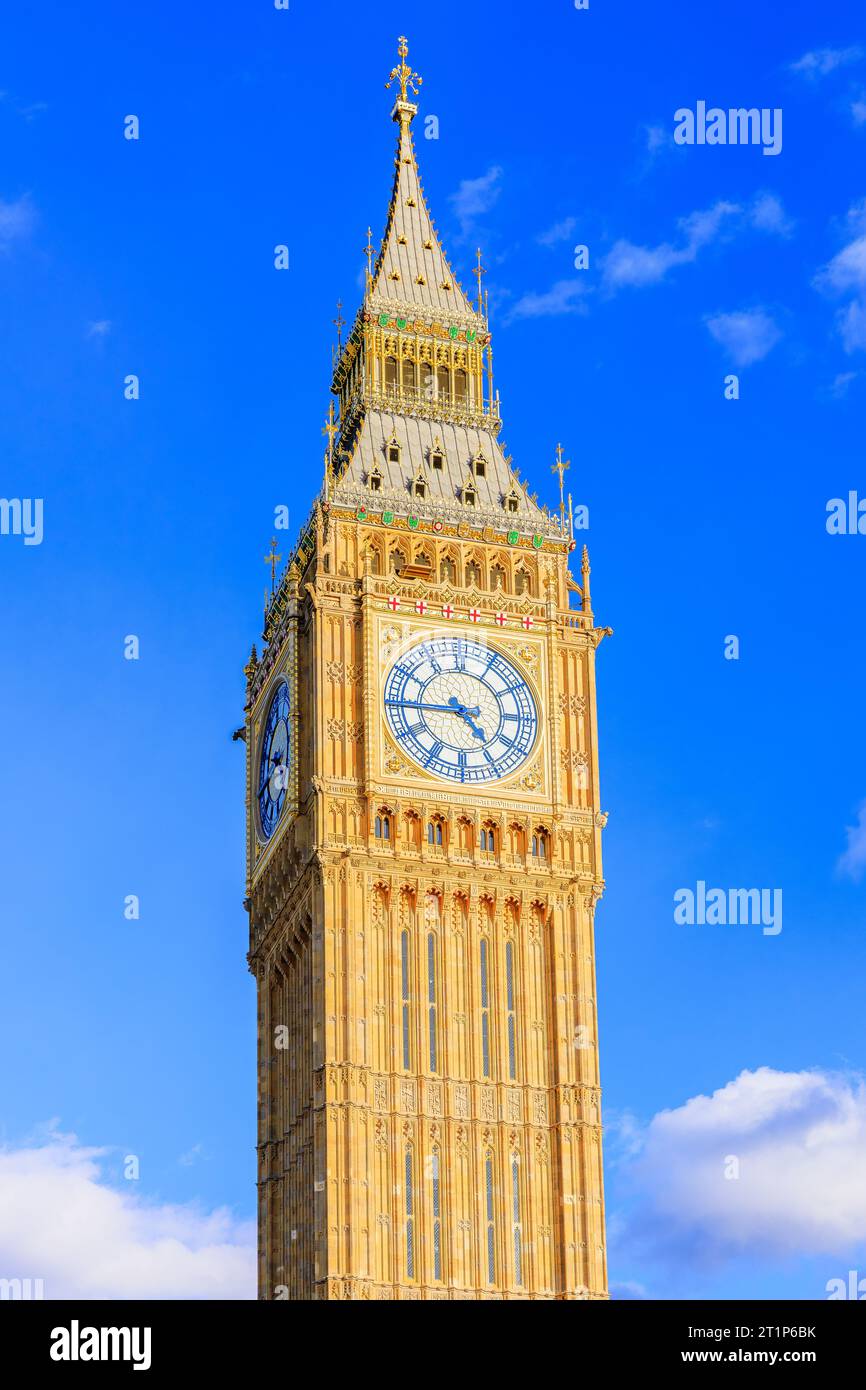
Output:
[[257, 680, 291, 840], [383, 636, 538, 784]]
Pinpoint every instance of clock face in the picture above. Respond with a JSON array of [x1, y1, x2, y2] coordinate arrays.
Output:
[[383, 636, 538, 784], [257, 680, 291, 840]]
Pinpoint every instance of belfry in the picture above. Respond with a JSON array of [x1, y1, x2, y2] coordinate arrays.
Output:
[[244, 37, 611, 1300]]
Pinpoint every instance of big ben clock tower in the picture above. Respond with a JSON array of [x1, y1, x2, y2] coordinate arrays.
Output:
[[244, 38, 611, 1301]]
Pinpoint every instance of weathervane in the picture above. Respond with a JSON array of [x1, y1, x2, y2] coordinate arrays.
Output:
[[386, 35, 422, 103], [552, 442, 570, 528]]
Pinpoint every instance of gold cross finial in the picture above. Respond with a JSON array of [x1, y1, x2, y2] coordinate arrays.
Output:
[[386, 35, 422, 104], [552, 442, 570, 525], [364, 226, 375, 290], [474, 247, 486, 314], [264, 536, 282, 594], [333, 298, 345, 353], [322, 400, 338, 453], [322, 401, 338, 500]]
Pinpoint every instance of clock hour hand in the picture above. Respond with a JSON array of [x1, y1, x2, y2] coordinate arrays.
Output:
[[447, 696, 486, 741]]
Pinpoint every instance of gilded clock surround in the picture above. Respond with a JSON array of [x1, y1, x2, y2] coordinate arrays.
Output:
[[244, 38, 611, 1301]]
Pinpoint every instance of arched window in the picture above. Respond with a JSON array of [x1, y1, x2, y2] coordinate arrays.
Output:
[[463, 482, 477, 507], [368, 466, 382, 492], [412, 474, 426, 499], [375, 813, 391, 842], [485, 1151, 495, 1284], [480, 823, 496, 853], [506, 940, 517, 1082], [480, 938, 490, 1079], [505, 489, 520, 514], [427, 932, 437, 1072], [390, 548, 405, 575], [440, 554, 456, 584], [455, 368, 468, 403], [386, 435, 401, 465], [401, 929, 411, 1070], [385, 356, 398, 395], [515, 567, 533, 597], [404, 810, 421, 849], [427, 819, 443, 846], [511, 1154, 523, 1287], [431, 1149, 442, 1282], [491, 562, 507, 593], [369, 546, 382, 576], [430, 446, 445, 472], [465, 559, 482, 588], [436, 364, 450, 401], [532, 828, 548, 860], [472, 452, 487, 478], [402, 358, 416, 392], [405, 1144, 415, 1279]]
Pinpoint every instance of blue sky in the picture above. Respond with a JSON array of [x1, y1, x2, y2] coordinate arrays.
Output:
[[1, 0, 865, 1299]]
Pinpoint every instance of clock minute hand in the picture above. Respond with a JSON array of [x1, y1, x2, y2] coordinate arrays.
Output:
[[385, 699, 481, 716]]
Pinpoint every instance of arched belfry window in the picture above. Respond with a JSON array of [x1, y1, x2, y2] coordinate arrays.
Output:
[[436, 364, 450, 401], [385, 356, 398, 395]]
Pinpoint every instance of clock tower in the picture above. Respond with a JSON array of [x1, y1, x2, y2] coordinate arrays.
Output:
[[244, 38, 611, 1301]]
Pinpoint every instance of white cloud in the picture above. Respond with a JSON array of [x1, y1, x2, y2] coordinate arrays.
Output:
[[790, 46, 863, 79], [830, 370, 858, 397], [837, 801, 866, 881], [506, 278, 589, 322], [86, 320, 111, 338], [0, 1127, 255, 1299], [602, 200, 740, 290], [814, 201, 866, 353], [853, 98, 866, 126], [536, 216, 576, 248], [0, 193, 35, 249], [449, 166, 503, 237], [705, 309, 782, 366], [750, 191, 794, 236], [620, 1067, 866, 1263], [644, 123, 672, 154]]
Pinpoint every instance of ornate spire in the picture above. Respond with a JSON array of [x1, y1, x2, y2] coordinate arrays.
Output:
[[369, 37, 476, 318], [385, 35, 422, 113]]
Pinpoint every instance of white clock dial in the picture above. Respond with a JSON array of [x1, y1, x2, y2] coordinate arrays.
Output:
[[383, 636, 538, 784]]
